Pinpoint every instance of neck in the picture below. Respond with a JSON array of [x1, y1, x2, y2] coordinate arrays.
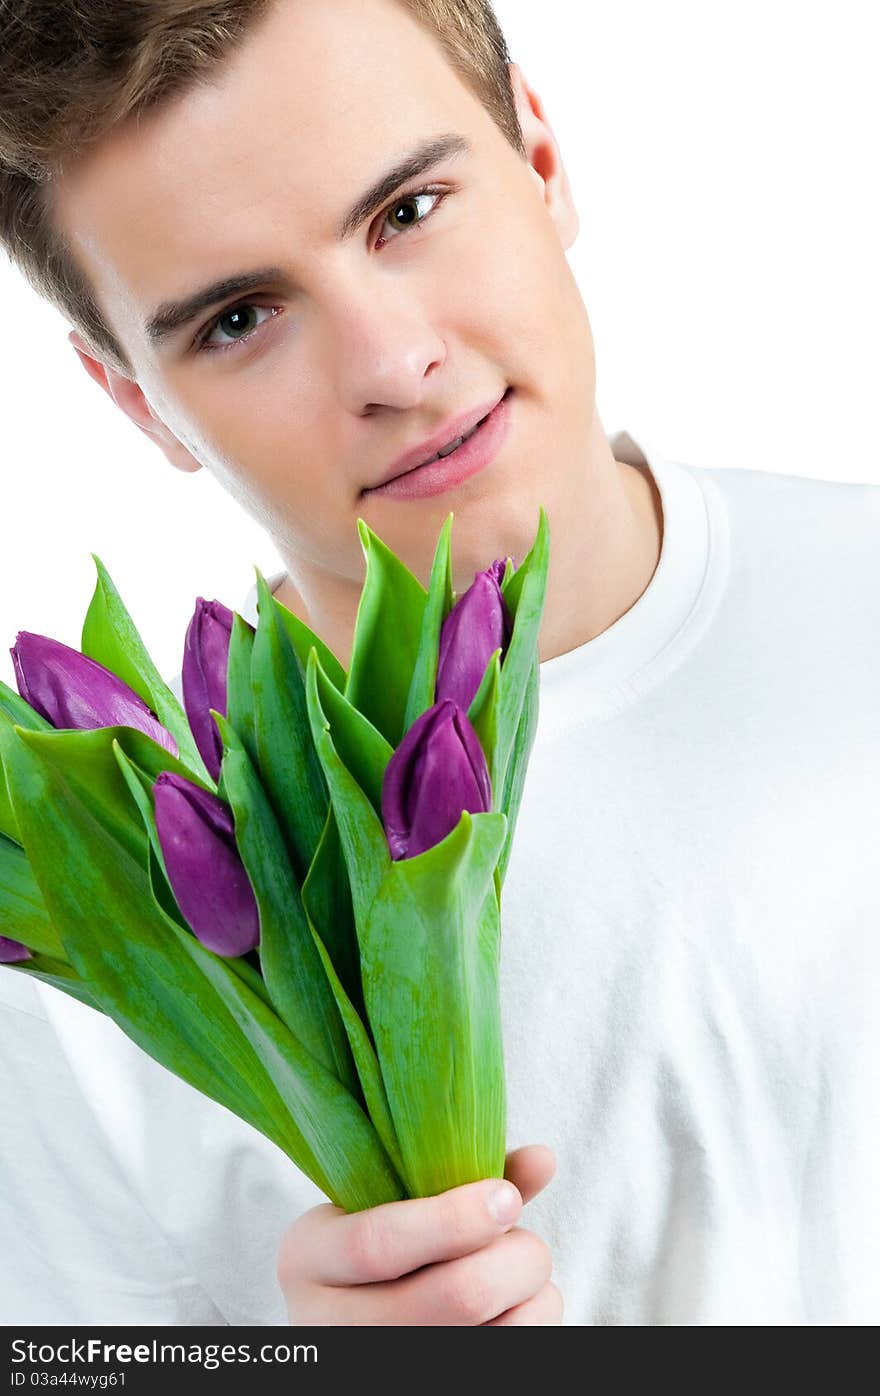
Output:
[[271, 422, 664, 672], [532, 420, 664, 663]]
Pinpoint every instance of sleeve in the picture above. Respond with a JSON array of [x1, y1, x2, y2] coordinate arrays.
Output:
[[0, 975, 229, 1325]]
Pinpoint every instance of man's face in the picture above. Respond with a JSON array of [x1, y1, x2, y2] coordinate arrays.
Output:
[[55, 0, 595, 593]]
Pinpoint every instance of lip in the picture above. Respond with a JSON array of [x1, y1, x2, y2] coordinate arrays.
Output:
[[363, 388, 513, 501]]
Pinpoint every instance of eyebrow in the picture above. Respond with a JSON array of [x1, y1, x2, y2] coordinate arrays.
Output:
[[143, 133, 470, 346]]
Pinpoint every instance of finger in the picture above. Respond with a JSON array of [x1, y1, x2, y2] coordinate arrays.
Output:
[[504, 1144, 557, 1205], [314, 1225, 552, 1326], [298, 1176, 524, 1287], [398, 1226, 553, 1326], [483, 1279, 564, 1326]]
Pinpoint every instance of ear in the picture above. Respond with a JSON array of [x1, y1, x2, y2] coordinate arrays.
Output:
[[68, 330, 203, 474], [507, 62, 579, 250]]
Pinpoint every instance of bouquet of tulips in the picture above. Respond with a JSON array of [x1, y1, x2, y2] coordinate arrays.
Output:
[[0, 510, 549, 1211]]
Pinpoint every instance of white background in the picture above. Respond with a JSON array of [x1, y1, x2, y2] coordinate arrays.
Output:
[[1, 0, 877, 687]]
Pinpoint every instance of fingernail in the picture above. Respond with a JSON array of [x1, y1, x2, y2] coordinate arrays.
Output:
[[487, 1182, 521, 1226]]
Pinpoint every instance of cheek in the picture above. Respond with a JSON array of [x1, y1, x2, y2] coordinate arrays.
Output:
[[426, 204, 584, 368], [175, 370, 329, 497]]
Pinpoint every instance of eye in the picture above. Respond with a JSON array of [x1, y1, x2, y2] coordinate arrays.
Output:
[[196, 302, 278, 354], [376, 189, 445, 247]]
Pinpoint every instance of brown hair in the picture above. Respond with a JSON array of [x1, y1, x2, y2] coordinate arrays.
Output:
[[0, 0, 524, 377]]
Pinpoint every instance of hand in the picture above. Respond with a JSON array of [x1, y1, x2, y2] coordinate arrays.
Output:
[[276, 1144, 561, 1325]]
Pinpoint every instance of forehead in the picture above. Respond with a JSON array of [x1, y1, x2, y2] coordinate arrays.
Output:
[[52, 0, 494, 342]]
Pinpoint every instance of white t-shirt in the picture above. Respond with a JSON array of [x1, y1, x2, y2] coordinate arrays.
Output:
[[2, 429, 879, 1325]]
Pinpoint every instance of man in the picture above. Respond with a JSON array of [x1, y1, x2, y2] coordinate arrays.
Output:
[[1, 0, 878, 1325]]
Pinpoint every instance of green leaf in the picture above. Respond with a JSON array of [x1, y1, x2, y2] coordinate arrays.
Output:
[[492, 507, 550, 837], [225, 611, 257, 767], [301, 807, 364, 1024], [0, 735, 21, 846], [345, 520, 428, 746], [0, 688, 52, 842], [80, 554, 212, 784], [213, 712, 359, 1097], [308, 918, 408, 1189], [187, 929, 406, 1211], [495, 508, 549, 760], [250, 570, 329, 883], [11, 729, 404, 1211], [361, 809, 508, 1197], [402, 512, 454, 733], [263, 575, 347, 693], [312, 649, 392, 819], [0, 770, 19, 844], [5, 724, 211, 870], [3, 724, 144, 867], [0, 831, 66, 960], [466, 648, 502, 799], [305, 651, 392, 931], [496, 651, 540, 884], [499, 530, 534, 609]]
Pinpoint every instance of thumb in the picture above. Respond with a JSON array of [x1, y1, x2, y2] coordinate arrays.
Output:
[[503, 1144, 557, 1206]]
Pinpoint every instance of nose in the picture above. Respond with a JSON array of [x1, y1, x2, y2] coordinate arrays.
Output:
[[324, 277, 447, 415]]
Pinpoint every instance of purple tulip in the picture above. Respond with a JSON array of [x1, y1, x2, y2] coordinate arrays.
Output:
[[154, 772, 260, 958], [11, 633, 178, 756], [0, 936, 32, 964], [435, 558, 514, 713], [382, 698, 492, 860], [182, 598, 240, 782]]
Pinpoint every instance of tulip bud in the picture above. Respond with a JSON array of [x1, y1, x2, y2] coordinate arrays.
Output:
[[382, 698, 492, 860], [435, 558, 514, 713], [182, 598, 240, 782], [11, 633, 178, 757], [154, 772, 260, 958], [155, 770, 259, 954], [0, 936, 32, 964]]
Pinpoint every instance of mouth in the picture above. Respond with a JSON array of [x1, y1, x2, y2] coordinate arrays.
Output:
[[362, 387, 513, 501], [412, 410, 492, 468]]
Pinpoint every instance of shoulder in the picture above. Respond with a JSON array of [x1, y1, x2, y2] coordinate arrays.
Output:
[[690, 462, 880, 603], [694, 461, 880, 542]]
